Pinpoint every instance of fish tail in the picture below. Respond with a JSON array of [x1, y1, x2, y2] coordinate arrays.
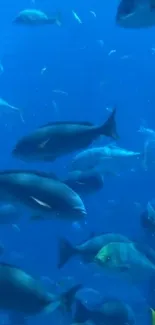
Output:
[[55, 12, 62, 26], [57, 237, 77, 268], [100, 107, 119, 140], [73, 299, 89, 323], [59, 284, 83, 313], [11, 105, 25, 123], [48, 12, 61, 26]]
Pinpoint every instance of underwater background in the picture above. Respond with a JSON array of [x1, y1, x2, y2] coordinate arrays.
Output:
[[0, 0, 155, 324]]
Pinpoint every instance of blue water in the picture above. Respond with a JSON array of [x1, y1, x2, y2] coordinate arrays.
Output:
[[0, 0, 155, 324]]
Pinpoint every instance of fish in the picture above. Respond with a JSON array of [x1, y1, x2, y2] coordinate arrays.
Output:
[[12, 108, 118, 162], [0, 170, 86, 221], [0, 263, 81, 317], [57, 232, 131, 268], [141, 202, 155, 234], [64, 170, 104, 195], [71, 144, 141, 174], [73, 297, 136, 325], [0, 203, 20, 225], [116, 0, 155, 28], [13, 9, 61, 26], [94, 242, 155, 281], [0, 97, 24, 123]]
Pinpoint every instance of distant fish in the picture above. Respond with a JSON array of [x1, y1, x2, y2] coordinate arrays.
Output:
[[71, 144, 141, 174], [141, 201, 155, 235], [57, 232, 130, 268], [12, 108, 118, 162], [0, 170, 86, 222], [73, 297, 136, 325], [72, 10, 82, 24], [90, 11, 97, 18], [52, 89, 68, 96], [13, 9, 61, 26], [0, 97, 24, 122], [116, 0, 155, 28]]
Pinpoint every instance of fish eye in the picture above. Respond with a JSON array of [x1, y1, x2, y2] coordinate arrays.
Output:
[[104, 255, 111, 263]]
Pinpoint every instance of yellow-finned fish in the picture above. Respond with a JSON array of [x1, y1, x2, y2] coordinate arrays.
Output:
[[151, 308, 155, 325]]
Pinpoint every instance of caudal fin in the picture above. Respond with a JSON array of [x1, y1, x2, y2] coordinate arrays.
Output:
[[100, 107, 119, 140], [73, 299, 90, 323], [60, 284, 83, 313], [57, 238, 77, 268], [55, 12, 62, 26]]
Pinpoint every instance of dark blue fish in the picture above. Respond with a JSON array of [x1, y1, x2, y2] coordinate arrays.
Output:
[[116, 0, 155, 28], [64, 170, 104, 195], [0, 170, 86, 221], [57, 232, 130, 268], [73, 298, 135, 325], [0, 263, 81, 316], [13, 9, 61, 26], [12, 108, 118, 162]]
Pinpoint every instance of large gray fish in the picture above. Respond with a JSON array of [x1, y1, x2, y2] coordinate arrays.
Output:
[[13, 9, 61, 26], [0, 263, 81, 317], [12, 108, 118, 162], [0, 170, 86, 221], [57, 232, 131, 268], [71, 144, 141, 174], [116, 0, 155, 28], [73, 297, 135, 325]]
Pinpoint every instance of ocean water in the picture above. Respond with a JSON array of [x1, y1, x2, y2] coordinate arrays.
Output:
[[0, 0, 154, 324]]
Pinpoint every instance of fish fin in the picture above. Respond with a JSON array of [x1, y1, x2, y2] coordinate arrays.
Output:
[[100, 107, 119, 140], [60, 284, 83, 313], [11, 105, 25, 123], [48, 12, 62, 26], [30, 215, 43, 221], [44, 301, 62, 314], [55, 12, 62, 26], [73, 300, 89, 323], [57, 238, 77, 268]]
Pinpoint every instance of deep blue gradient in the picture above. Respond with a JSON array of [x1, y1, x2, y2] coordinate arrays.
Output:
[[0, 0, 154, 324]]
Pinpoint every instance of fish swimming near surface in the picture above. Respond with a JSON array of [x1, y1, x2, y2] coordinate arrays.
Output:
[[0, 263, 81, 318], [13, 9, 61, 26], [0, 170, 86, 221], [64, 170, 104, 195], [73, 297, 136, 325], [116, 0, 155, 28], [12, 108, 118, 162], [57, 232, 131, 268], [71, 144, 141, 174]]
